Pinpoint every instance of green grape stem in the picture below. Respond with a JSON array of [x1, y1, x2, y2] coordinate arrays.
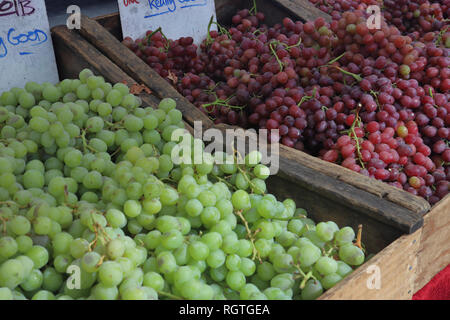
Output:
[[369, 90, 382, 111], [334, 66, 362, 82], [157, 291, 183, 300], [348, 106, 366, 170], [269, 42, 284, 72], [0, 216, 8, 234], [201, 95, 244, 112], [250, 0, 258, 14], [234, 210, 262, 263], [298, 87, 317, 107], [80, 129, 97, 153]]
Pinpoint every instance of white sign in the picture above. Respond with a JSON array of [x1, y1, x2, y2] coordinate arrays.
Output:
[[118, 0, 217, 44], [0, 0, 59, 92]]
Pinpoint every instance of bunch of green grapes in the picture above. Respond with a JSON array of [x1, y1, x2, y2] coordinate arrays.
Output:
[[0, 69, 365, 300]]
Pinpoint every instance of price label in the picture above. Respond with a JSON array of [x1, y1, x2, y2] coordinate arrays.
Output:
[[118, 0, 217, 44], [0, 0, 59, 92]]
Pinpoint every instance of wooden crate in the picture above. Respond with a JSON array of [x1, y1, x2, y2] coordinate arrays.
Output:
[[50, 0, 450, 299]]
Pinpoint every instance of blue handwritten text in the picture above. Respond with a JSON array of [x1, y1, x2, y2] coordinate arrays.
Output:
[[145, 0, 206, 18], [0, 28, 48, 58]]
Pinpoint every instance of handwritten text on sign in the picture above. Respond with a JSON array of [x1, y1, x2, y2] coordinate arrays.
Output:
[[0, 0, 59, 92], [118, 0, 217, 45]]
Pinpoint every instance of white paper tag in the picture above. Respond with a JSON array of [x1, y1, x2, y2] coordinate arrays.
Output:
[[118, 0, 217, 44], [0, 0, 59, 92]]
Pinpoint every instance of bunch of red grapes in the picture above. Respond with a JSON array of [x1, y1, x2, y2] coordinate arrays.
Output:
[[123, 7, 449, 204]]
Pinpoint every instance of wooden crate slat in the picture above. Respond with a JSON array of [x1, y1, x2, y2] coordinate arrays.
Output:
[[77, 15, 214, 132], [268, 0, 332, 22], [414, 195, 450, 292], [319, 228, 422, 300]]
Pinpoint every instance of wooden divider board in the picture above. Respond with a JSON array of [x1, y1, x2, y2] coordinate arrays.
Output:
[[319, 228, 422, 300], [414, 195, 450, 292]]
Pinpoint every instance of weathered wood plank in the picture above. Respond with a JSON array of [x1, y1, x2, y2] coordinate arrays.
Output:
[[319, 228, 422, 300], [78, 15, 214, 132], [414, 195, 450, 293], [263, 0, 332, 23]]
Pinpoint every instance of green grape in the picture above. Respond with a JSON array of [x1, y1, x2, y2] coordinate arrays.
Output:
[[156, 251, 177, 274], [26, 245, 49, 269], [0, 258, 25, 289], [124, 200, 142, 218], [321, 273, 342, 290], [98, 261, 123, 287], [339, 244, 365, 266], [301, 279, 323, 300], [32, 290, 56, 300], [188, 241, 209, 261], [9, 215, 31, 236], [335, 227, 355, 246], [336, 261, 353, 278], [54, 254, 73, 273], [143, 271, 164, 291], [18, 92, 35, 108], [316, 222, 336, 242], [206, 249, 226, 268], [106, 89, 122, 107], [42, 85, 61, 102], [0, 236, 18, 259], [315, 256, 338, 276], [16, 235, 33, 253], [124, 115, 144, 132], [81, 251, 102, 273], [52, 232, 73, 255], [42, 267, 63, 292], [226, 270, 246, 291]]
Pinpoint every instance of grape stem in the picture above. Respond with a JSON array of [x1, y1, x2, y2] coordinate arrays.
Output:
[[370, 90, 382, 111], [206, 16, 215, 46], [234, 209, 262, 263], [354, 224, 363, 250], [269, 42, 284, 72], [348, 106, 366, 170], [293, 264, 318, 289], [80, 129, 97, 153], [297, 87, 317, 107], [0, 216, 8, 234], [250, 0, 258, 14], [0, 200, 25, 208], [211, 175, 235, 190], [333, 66, 362, 82], [201, 95, 245, 111], [95, 255, 105, 268], [157, 291, 183, 300], [319, 52, 345, 69]]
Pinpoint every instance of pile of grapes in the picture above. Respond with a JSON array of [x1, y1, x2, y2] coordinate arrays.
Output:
[[123, 4, 449, 204], [0, 70, 366, 300]]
